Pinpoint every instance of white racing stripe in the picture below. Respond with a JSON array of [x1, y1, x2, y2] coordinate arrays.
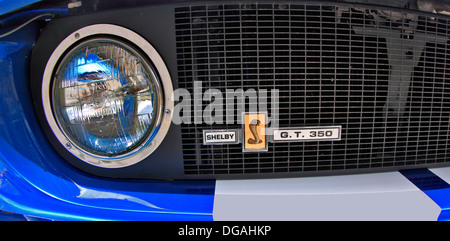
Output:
[[430, 167, 450, 185], [213, 172, 441, 220]]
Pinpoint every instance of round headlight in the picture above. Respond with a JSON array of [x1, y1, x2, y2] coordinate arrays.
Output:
[[53, 38, 162, 157], [41, 24, 173, 168]]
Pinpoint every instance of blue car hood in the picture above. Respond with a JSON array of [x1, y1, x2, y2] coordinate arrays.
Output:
[[0, 0, 42, 16]]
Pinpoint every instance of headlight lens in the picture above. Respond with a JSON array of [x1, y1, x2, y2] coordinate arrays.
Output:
[[52, 38, 162, 158]]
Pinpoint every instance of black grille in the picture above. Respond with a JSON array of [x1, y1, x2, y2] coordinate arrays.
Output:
[[175, 3, 450, 176]]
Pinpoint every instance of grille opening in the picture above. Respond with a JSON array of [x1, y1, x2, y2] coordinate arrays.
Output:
[[175, 3, 450, 176]]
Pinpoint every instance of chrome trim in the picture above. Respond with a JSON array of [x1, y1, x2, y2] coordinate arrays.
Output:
[[42, 24, 173, 168]]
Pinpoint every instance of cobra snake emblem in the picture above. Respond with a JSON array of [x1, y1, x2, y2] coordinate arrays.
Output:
[[247, 119, 263, 144]]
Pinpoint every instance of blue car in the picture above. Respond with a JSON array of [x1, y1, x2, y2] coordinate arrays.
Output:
[[1, 0, 450, 221]]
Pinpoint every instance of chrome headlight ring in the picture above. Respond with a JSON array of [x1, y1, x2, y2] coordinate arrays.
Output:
[[42, 24, 173, 168]]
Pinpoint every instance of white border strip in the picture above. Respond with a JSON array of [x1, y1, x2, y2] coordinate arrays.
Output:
[[213, 172, 441, 220]]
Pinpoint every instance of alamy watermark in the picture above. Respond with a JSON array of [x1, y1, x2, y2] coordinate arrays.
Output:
[[171, 81, 279, 128]]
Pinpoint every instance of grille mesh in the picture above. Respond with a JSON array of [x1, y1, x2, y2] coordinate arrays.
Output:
[[175, 3, 450, 176]]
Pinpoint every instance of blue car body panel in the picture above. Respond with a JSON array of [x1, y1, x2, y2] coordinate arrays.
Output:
[[1, 0, 450, 221], [0, 0, 42, 16], [0, 19, 215, 220], [400, 169, 450, 220]]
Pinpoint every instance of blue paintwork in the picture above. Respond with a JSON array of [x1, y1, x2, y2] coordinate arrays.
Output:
[[0, 210, 27, 221], [0, 20, 215, 220], [0, 8, 69, 27], [0, 0, 42, 16], [401, 169, 450, 221], [2, 0, 450, 221]]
